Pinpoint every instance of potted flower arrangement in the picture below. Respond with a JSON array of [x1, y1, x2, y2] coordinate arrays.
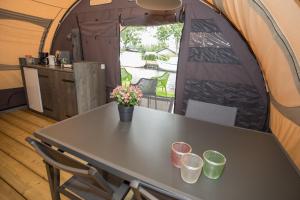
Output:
[[111, 85, 143, 122]]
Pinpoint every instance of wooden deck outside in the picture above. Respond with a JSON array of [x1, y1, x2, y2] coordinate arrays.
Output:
[[0, 109, 134, 200]]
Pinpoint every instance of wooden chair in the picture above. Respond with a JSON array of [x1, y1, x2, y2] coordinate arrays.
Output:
[[185, 99, 237, 126], [26, 137, 129, 200], [130, 180, 185, 200]]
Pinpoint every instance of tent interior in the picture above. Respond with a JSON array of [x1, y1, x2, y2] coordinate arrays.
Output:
[[0, 0, 299, 199]]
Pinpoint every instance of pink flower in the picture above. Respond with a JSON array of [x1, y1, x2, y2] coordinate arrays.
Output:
[[110, 85, 143, 106]]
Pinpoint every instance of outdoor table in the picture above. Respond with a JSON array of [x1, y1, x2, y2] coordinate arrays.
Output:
[[34, 102, 300, 200]]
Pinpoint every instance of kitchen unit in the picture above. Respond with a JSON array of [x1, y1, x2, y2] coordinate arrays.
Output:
[[21, 62, 106, 121]]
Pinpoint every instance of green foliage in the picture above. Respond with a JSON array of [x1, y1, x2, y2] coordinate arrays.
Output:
[[142, 53, 170, 61], [157, 55, 170, 61], [120, 23, 183, 53], [155, 23, 183, 42], [156, 87, 175, 98], [142, 54, 158, 61], [144, 43, 167, 52], [120, 26, 145, 50], [155, 23, 184, 52]]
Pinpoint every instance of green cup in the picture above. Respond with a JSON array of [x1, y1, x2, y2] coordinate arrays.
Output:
[[203, 150, 226, 179]]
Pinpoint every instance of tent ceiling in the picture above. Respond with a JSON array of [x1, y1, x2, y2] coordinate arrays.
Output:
[[0, 0, 77, 90], [0, 0, 64, 19], [0, 0, 76, 67]]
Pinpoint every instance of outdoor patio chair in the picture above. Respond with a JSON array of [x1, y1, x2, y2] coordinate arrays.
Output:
[[133, 78, 157, 109], [130, 180, 183, 200], [185, 99, 238, 126], [26, 137, 130, 200], [152, 72, 170, 96], [121, 68, 132, 86]]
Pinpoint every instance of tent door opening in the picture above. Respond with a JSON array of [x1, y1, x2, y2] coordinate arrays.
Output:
[[120, 23, 183, 112]]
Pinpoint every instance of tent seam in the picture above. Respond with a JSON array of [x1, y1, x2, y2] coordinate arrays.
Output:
[[252, 0, 300, 82]]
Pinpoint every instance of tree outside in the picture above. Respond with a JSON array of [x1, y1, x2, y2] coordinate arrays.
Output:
[[120, 23, 184, 58], [120, 23, 184, 99]]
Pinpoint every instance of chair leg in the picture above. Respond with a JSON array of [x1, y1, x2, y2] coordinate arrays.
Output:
[[45, 162, 60, 200], [147, 97, 150, 108], [168, 98, 174, 113]]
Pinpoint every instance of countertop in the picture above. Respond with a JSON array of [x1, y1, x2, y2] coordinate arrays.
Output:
[[23, 64, 73, 73]]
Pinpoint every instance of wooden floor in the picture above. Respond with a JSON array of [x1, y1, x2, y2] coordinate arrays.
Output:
[[0, 109, 62, 200], [0, 109, 82, 200], [0, 108, 134, 200]]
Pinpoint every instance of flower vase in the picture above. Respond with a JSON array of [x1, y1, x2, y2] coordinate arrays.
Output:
[[118, 104, 134, 122]]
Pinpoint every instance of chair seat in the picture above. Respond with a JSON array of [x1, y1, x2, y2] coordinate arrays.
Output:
[[61, 176, 129, 200]]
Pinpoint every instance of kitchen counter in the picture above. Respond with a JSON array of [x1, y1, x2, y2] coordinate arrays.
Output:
[[24, 64, 73, 73]]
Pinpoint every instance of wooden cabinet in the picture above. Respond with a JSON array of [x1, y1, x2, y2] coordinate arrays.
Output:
[[38, 69, 57, 118], [37, 69, 77, 120], [55, 72, 78, 120], [22, 62, 106, 121]]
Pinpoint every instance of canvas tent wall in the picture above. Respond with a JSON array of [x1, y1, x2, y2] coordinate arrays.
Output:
[[0, 0, 299, 170], [0, 0, 78, 109], [206, 0, 300, 171], [174, 0, 268, 131]]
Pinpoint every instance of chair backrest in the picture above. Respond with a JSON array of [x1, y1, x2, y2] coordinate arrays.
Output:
[[121, 68, 132, 81], [185, 99, 237, 126], [130, 180, 184, 200], [135, 78, 157, 96], [156, 72, 170, 87], [26, 137, 114, 194]]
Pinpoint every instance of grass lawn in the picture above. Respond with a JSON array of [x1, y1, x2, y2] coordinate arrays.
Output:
[[156, 87, 175, 98]]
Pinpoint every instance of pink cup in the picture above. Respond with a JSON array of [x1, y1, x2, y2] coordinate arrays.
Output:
[[171, 142, 192, 168]]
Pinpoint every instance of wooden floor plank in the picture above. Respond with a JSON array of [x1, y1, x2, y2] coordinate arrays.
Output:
[[0, 151, 69, 200], [22, 109, 57, 124], [0, 150, 53, 200], [0, 178, 25, 200], [0, 132, 70, 183], [0, 113, 40, 133], [0, 119, 32, 149], [9, 110, 54, 128], [0, 132, 49, 180]]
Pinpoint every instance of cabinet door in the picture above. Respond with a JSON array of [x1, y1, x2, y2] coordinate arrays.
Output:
[[55, 72, 78, 120], [38, 69, 58, 119]]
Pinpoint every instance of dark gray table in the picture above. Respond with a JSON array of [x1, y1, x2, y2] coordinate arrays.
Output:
[[34, 102, 300, 200]]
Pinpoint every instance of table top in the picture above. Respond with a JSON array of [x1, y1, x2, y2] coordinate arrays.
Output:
[[34, 102, 300, 200]]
